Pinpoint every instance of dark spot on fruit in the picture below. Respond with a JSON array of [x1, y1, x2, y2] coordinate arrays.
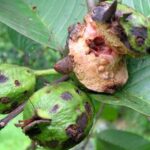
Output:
[[0, 97, 10, 104], [131, 27, 147, 46], [61, 92, 72, 101], [0, 74, 8, 83], [66, 124, 83, 142], [46, 90, 51, 94], [85, 102, 92, 115], [14, 80, 21, 86], [46, 140, 59, 148], [76, 113, 88, 130], [50, 104, 59, 113], [75, 89, 81, 94], [27, 70, 32, 74]]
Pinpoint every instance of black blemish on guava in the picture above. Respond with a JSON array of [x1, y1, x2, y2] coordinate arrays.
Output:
[[46, 90, 51, 94], [85, 102, 92, 115], [131, 27, 147, 46], [14, 80, 21, 86], [50, 104, 59, 113], [76, 113, 88, 130], [0, 74, 8, 83], [75, 89, 81, 95], [61, 92, 72, 101], [0, 97, 10, 104], [46, 140, 59, 148], [66, 124, 83, 142]]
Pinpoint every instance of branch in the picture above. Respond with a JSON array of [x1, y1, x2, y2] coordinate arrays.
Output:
[[0, 102, 26, 130]]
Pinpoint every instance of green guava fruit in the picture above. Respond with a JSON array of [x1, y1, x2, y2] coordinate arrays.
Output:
[[0, 64, 36, 114], [20, 82, 94, 150]]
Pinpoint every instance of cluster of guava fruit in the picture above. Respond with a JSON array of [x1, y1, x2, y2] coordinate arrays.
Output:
[[0, 0, 150, 150]]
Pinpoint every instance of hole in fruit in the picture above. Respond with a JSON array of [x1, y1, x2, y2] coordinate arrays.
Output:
[[86, 36, 112, 56]]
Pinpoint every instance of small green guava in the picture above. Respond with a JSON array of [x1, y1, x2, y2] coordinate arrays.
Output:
[[20, 82, 94, 150], [0, 64, 36, 114]]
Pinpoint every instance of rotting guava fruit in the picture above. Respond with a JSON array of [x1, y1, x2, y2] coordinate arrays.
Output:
[[0, 64, 36, 114], [55, 1, 129, 94], [18, 82, 94, 150]]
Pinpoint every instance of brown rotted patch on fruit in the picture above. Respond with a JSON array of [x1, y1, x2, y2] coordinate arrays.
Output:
[[0, 97, 10, 104], [131, 27, 147, 46], [50, 104, 59, 113], [84, 102, 92, 115], [14, 80, 21, 86], [61, 92, 73, 101], [76, 113, 88, 129], [66, 124, 83, 142], [0, 74, 8, 83]]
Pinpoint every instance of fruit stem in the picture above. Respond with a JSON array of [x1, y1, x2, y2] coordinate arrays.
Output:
[[33, 69, 58, 77], [0, 102, 26, 130]]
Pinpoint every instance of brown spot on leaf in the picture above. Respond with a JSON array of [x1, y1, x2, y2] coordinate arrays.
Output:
[[14, 80, 21, 86], [66, 124, 83, 142], [0, 74, 8, 83], [76, 113, 88, 129], [61, 92, 72, 101], [50, 104, 59, 113], [0, 97, 10, 104]]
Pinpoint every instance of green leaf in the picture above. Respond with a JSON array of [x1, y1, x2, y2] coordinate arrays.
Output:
[[0, 0, 87, 51], [0, 114, 30, 150], [97, 129, 150, 150], [122, 0, 150, 17]]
